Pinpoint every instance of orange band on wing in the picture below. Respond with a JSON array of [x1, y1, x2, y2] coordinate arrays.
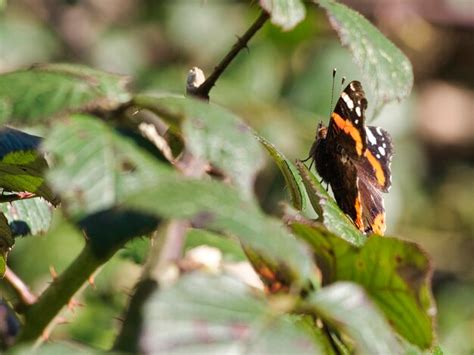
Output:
[[332, 113, 363, 156], [364, 149, 386, 187], [371, 213, 386, 236]]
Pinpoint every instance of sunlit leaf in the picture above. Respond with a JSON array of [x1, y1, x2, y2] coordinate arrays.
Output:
[[0, 198, 53, 236], [296, 160, 364, 246], [126, 177, 317, 290], [257, 134, 304, 210], [0, 127, 57, 203], [134, 95, 265, 200], [0, 63, 131, 124], [292, 223, 435, 349], [141, 273, 322, 354], [318, 0, 413, 114], [260, 0, 306, 31], [44, 114, 171, 219], [306, 282, 401, 354], [43, 114, 165, 253]]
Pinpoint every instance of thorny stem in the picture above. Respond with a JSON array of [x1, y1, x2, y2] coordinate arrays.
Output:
[[113, 153, 206, 353], [15, 242, 124, 345], [192, 10, 269, 99], [115, 9, 269, 354]]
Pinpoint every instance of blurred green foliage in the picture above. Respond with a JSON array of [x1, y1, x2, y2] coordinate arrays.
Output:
[[1, 0, 472, 353]]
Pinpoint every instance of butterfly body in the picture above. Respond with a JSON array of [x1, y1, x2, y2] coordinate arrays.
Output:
[[309, 81, 393, 235]]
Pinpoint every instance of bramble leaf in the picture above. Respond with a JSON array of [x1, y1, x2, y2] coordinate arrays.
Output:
[[134, 96, 265, 200], [257, 134, 305, 210], [260, 0, 306, 31], [296, 160, 364, 246], [292, 223, 435, 349], [0, 198, 53, 236], [0, 63, 131, 124], [306, 282, 401, 354], [0, 127, 57, 204], [318, 0, 413, 114], [141, 273, 321, 354]]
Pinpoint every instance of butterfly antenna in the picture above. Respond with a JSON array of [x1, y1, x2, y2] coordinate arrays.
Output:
[[340, 76, 346, 94], [329, 68, 337, 119]]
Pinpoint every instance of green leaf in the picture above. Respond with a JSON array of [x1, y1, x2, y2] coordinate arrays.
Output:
[[0, 198, 53, 236], [306, 282, 401, 354], [43, 114, 165, 254], [135, 96, 265, 199], [0, 127, 57, 203], [318, 0, 413, 113], [9, 342, 101, 354], [256, 134, 305, 210], [44, 114, 172, 219], [141, 273, 322, 354], [0, 63, 131, 124], [126, 177, 317, 289], [295, 160, 364, 246], [292, 223, 435, 349], [0, 212, 13, 278], [260, 0, 306, 31], [119, 236, 151, 265]]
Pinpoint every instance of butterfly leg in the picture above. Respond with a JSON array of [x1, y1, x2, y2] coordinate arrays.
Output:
[[301, 155, 312, 163]]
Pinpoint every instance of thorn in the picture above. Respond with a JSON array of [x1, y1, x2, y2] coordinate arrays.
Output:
[[67, 298, 84, 313], [235, 35, 249, 53], [56, 316, 69, 325], [18, 191, 35, 199], [49, 265, 58, 280], [88, 275, 96, 288], [41, 329, 50, 342]]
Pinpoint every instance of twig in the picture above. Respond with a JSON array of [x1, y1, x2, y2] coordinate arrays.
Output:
[[192, 10, 269, 99], [4, 267, 37, 308], [0, 192, 36, 204]]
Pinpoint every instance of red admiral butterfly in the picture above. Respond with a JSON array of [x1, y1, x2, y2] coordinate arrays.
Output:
[[307, 81, 393, 235]]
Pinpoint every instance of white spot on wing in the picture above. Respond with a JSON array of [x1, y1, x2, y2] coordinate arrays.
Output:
[[355, 106, 361, 117], [376, 127, 383, 135], [378, 146, 386, 156], [350, 82, 356, 90], [376, 153, 381, 159], [341, 92, 354, 110], [366, 127, 377, 145], [354, 119, 359, 124]]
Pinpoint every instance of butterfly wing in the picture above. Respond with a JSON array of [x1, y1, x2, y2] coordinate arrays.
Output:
[[312, 80, 393, 235], [363, 126, 394, 192], [324, 151, 364, 231], [327, 81, 368, 158], [356, 163, 386, 234]]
